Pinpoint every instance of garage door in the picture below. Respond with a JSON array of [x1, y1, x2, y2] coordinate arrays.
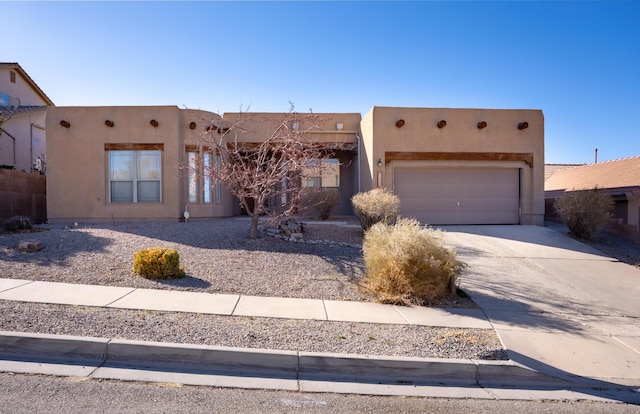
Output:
[[394, 167, 520, 225]]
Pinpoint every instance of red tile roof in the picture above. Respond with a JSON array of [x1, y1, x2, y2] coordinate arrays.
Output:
[[545, 156, 640, 195], [544, 164, 584, 181]]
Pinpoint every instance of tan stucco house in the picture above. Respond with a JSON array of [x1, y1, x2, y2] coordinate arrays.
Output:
[[46, 105, 544, 226]]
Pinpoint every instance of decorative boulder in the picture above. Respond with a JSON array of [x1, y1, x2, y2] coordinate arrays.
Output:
[[18, 239, 43, 252]]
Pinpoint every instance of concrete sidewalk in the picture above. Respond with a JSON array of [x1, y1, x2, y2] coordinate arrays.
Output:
[[0, 278, 490, 329], [1, 225, 639, 403]]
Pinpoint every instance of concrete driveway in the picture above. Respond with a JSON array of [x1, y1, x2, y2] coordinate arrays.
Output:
[[442, 225, 640, 388]]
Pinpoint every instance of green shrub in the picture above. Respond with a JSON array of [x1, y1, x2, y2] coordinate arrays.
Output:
[[362, 218, 465, 305], [553, 187, 613, 240], [132, 247, 185, 279], [351, 188, 399, 231]]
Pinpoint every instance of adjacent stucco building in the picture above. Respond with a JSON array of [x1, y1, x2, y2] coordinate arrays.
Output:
[[0, 63, 53, 173], [46, 105, 544, 225]]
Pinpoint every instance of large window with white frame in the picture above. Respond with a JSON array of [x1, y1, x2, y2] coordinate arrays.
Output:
[[108, 149, 162, 203]]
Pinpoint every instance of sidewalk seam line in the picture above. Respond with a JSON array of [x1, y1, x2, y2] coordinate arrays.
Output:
[[230, 295, 241, 316], [104, 288, 139, 308], [0, 279, 37, 294]]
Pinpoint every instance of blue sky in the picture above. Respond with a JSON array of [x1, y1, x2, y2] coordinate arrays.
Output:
[[2, 1, 638, 164]]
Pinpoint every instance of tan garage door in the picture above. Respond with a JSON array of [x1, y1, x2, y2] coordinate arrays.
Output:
[[394, 167, 520, 225]]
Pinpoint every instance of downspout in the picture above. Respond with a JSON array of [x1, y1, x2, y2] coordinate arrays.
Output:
[[355, 132, 361, 193]]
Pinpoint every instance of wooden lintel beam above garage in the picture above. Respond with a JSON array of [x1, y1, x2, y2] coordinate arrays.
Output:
[[384, 152, 534, 168]]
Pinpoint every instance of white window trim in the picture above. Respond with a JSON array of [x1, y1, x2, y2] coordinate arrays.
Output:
[[108, 150, 162, 203]]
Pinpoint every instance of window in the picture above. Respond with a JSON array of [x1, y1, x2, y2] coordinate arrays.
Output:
[[303, 158, 340, 188], [108, 150, 162, 203], [10, 71, 16, 83], [186, 147, 221, 204], [187, 151, 198, 203]]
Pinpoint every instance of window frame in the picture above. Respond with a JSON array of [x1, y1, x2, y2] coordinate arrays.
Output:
[[106, 144, 163, 204], [303, 158, 340, 189], [186, 146, 221, 205]]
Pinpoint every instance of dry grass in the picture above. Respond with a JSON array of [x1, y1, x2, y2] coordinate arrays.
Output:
[[362, 219, 466, 305], [351, 188, 399, 231]]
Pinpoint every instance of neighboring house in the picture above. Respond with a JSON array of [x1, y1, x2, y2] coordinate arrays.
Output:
[[545, 156, 640, 241], [46, 106, 544, 226], [0, 63, 54, 172], [0, 63, 53, 224], [544, 164, 583, 181]]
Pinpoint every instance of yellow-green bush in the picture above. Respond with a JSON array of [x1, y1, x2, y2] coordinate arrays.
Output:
[[351, 188, 399, 231], [132, 247, 185, 279], [362, 218, 465, 305]]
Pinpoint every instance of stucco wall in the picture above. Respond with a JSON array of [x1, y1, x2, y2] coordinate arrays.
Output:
[[46, 106, 234, 223], [46, 105, 544, 224], [359, 107, 545, 225]]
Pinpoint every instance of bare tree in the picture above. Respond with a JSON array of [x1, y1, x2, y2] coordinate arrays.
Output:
[[191, 105, 346, 239]]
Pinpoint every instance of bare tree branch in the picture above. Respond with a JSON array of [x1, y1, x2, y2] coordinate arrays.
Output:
[[187, 104, 351, 239]]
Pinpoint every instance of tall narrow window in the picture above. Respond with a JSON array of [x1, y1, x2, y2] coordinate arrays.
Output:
[[203, 152, 212, 204], [188, 151, 198, 203], [108, 150, 161, 203]]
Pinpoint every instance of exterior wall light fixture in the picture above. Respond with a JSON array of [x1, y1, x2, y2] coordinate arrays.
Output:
[[189, 122, 197, 130], [59, 120, 70, 128], [395, 119, 405, 128], [477, 121, 487, 129], [150, 119, 159, 127], [518, 122, 529, 130], [437, 120, 447, 128], [105, 120, 114, 128], [377, 158, 383, 167]]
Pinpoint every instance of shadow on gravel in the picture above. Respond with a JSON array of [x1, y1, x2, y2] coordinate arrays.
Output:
[[101, 218, 366, 276], [152, 275, 212, 289], [0, 228, 112, 266]]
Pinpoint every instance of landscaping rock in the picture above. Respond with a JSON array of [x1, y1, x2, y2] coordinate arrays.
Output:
[[18, 239, 43, 252]]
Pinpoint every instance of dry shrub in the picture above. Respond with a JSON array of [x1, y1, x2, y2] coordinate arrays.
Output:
[[362, 218, 465, 305], [302, 188, 339, 220], [132, 247, 185, 279], [4, 216, 33, 232], [554, 187, 613, 240], [351, 188, 399, 231]]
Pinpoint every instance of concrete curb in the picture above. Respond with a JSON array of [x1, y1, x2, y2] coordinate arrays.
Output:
[[0, 331, 570, 388]]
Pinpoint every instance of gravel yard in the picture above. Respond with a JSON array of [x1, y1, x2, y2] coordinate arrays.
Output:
[[0, 218, 505, 360], [1, 219, 370, 301]]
